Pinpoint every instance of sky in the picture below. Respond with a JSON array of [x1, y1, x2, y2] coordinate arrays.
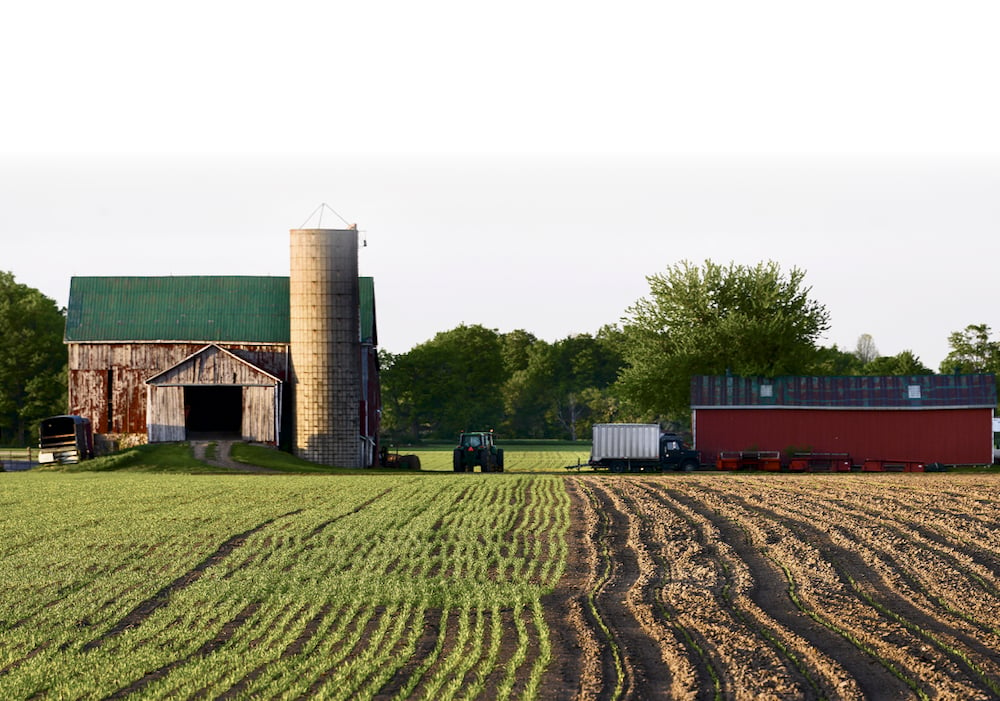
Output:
[[2, 1, 998, 369]]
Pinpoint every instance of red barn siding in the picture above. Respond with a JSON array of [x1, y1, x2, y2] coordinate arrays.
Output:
[[693, 408, 994, 466]]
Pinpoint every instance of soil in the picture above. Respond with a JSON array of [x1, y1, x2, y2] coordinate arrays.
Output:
[[538, 473, 1000, 701]]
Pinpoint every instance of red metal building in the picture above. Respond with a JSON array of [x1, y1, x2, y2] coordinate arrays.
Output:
[[691, 374, 997, 467]]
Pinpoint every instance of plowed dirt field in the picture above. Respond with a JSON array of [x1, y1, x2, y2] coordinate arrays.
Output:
[[542, 473, 1000, 700]]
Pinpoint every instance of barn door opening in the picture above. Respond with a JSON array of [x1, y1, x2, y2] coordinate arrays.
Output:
[[184, 385, 242, 439]]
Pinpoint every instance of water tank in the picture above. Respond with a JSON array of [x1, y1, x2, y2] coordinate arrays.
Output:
[[289, 228, 361, 467]]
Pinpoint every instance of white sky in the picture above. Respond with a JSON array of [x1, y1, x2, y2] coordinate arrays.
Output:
[[2, 1, 998, 369]]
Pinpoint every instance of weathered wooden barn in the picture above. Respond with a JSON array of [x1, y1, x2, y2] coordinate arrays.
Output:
[[64, 274, 380, 462], [691, 374, 997, 466]]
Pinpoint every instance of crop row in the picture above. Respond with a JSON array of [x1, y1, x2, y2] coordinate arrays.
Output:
[[553, 473, 1000, 700], [0, 472, 569, 700]]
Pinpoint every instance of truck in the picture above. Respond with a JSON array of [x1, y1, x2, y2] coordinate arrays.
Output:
[[453, 430, 504, 472], [573, 423, 701, 472]]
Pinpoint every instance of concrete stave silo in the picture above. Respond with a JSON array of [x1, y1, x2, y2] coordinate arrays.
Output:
[[289, 228, 362, 467]]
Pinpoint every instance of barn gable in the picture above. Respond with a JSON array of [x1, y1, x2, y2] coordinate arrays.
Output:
[[146, 344, 282, 387], [144, 345, 282, 444]]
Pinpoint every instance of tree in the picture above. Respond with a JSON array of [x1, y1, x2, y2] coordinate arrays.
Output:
[[501, 338, 554, 439], [545, 333, 624, 440], [854, 333, 879, 364], [616, 260, 830, 420], [379, 324, 505, 440], [939, 324, 1000, 407], [498, 331, 625, 439], [939, 324, 1000, 374], [0, 272, 67, 445], [809, 345, 864, 376], [863, 350, 933, 375]]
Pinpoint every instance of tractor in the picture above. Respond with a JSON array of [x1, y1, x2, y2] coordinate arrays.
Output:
[[453, 430, 504, 473]]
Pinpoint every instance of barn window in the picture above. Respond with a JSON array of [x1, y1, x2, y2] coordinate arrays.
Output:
[[908, 384, 921, 399], [760, 383, 773, 398]]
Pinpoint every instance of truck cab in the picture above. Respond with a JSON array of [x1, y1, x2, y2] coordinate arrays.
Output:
[[659, 433, 701, 471]]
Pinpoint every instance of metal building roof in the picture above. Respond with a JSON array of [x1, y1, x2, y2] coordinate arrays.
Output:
[[691, 373, 997, 409], [65, 276, 377, 344]]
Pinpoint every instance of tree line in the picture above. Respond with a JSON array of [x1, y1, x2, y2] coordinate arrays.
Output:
[[381, 260, 1000, 442], [0, 272, 66, 446], [2, 264, 998, 446]]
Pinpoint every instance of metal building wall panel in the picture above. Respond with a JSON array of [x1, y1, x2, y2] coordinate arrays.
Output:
[[693, 408, 993, 465]]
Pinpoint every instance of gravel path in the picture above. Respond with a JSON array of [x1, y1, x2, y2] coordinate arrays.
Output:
[[190, 440, 278, 473]]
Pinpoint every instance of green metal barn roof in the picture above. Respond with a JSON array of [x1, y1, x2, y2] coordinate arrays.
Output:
[[65, 276, 377, 344]]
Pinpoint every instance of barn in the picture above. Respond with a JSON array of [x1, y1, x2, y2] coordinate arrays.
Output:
[[64, 228, 381, 467], [691, 374, 997, 467]]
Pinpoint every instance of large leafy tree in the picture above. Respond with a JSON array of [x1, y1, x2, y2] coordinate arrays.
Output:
[[500, 330, 624, 439], [380, 324, 505, 440], [0, 272, 67, 445], [617, 260, 830, 420], [939, 324, 1000, 406], [863, 350, 933, 375], [939, 324, 1000, 374], [809, 345, 864, 375], [545, 333, 624, 440]]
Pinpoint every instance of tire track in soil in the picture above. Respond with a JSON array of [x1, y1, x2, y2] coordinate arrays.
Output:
[[372, 608, 442, 700], [104, 602, 261, 700], [216, 604, 340, 700], [82, 509, 304, 652], [583, 477, 675, 699], [661, 483, 901, 700]]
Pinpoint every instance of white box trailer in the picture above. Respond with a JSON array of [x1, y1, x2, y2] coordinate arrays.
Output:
[[581, 423, 701, 472], [591, 423, 661, 461]]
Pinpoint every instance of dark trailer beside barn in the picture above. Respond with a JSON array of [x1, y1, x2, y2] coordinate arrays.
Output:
[[691, 373, 997, 468], [38, 415, 94, 465]]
